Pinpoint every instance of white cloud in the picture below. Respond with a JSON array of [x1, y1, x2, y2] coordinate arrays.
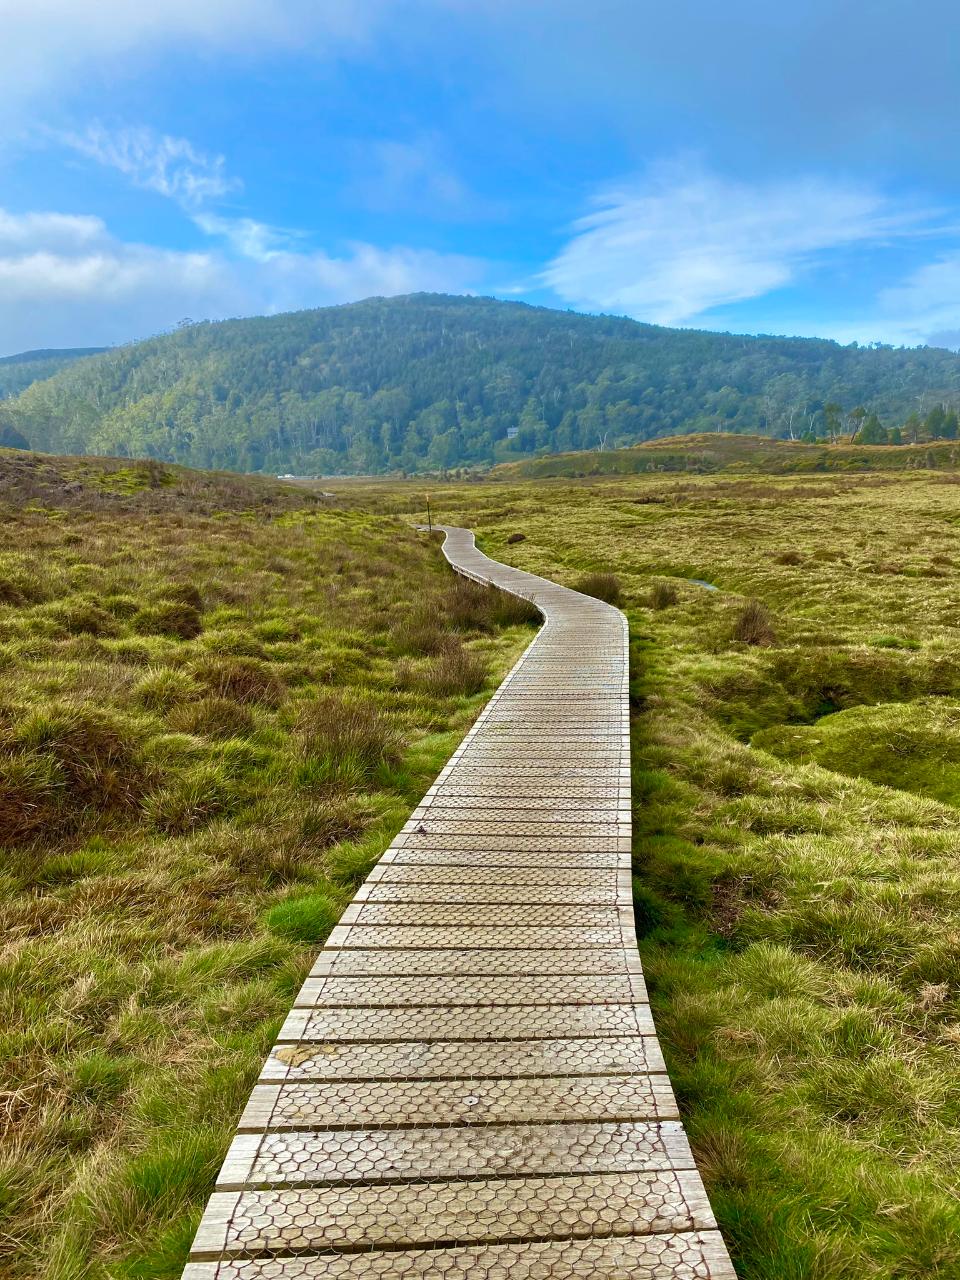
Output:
[[192, 213, 297, 261], [59, 124, 238, 209], [542, 160, 934, 326], [0, 206, 484, 354], [0, 209, 103, 252]]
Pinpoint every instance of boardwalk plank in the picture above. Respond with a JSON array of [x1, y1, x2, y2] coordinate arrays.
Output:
[[216, 1120, 696, 1188], [184, 1231, 738, 1278], [191, 1170, 712, 1256], [238, 1074, 678, 1130]]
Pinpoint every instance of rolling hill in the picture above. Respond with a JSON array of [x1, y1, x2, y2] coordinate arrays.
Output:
[[3, 294, 960, 474]]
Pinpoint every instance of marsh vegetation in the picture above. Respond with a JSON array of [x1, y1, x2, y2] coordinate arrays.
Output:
[[345, 466, 960, 1279], [0, 452, 535, 1279]]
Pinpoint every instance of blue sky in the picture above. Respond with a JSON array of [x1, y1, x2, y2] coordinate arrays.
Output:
[[2, 0, 960, 355]]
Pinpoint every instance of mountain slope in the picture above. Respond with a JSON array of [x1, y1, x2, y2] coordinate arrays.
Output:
[[0, 347, 107, 399], [4, 294, 960, 473]]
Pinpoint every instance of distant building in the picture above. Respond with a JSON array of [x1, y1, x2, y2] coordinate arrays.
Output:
[[506, 426, 519, 440]]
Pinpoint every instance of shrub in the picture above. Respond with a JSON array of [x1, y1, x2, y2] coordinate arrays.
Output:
[[732, 599, 777, 646], [296, 692, 401, 785], [134, 601, 202, 640], [135, 459, 173, 490], [573, 571, 623, 606], [649, 579, 679, 609], [265, 892, 341, 944], [169, 696, 255, 740], [193, 655, 286, 707]]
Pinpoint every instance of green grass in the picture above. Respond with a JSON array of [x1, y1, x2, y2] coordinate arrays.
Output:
[[339, 466, 960, 1278], [0, 452, 535, 1279]]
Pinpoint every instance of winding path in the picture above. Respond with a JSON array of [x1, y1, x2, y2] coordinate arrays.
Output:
[[183, 528, 733, 1280]]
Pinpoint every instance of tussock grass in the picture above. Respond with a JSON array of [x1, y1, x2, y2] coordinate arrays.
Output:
[[0, 453, 537, 1279], [649, 579, 679, 609], [732, 599, 777, 646], [572, 570, 623, 605], [397, 641, 490, 698], [295, 692, 401, 787]]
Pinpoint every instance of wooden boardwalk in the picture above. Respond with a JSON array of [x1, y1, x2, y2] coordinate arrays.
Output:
[[183, 527, 734, 1280]]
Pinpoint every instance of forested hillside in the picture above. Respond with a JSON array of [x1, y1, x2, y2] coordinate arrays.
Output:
[[0, 348, 105, 447], [0, 348, 105, 399], [4, 294, 960, 473]]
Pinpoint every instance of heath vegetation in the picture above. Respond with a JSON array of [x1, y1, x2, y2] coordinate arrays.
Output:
[[0, 451, 536, 1280], [341, 465, 960, 1279]]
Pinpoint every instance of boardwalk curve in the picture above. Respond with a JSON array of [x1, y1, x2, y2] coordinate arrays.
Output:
[[183, 527, 734, 1280]]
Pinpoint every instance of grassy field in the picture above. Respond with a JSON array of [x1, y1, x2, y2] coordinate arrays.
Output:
[[10, 443, 960, 1279], [0, 451, 537, 1279], [493, 431, 960, 479], [339, 467, 960, 1279]]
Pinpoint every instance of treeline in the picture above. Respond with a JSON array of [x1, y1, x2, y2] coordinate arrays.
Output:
[[3, 294, 960, 473], [797, 401, 960, 445]]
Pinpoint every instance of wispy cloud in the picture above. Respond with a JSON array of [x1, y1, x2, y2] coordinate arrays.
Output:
[[191, 213, 295, 261], [59, 123, 239, 209], [872, 255, 960, 349], [349, 134, 497, 220], [542, 159, 939, 326], [57, 123, 296, 265], [0, 205, 486, 353]]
